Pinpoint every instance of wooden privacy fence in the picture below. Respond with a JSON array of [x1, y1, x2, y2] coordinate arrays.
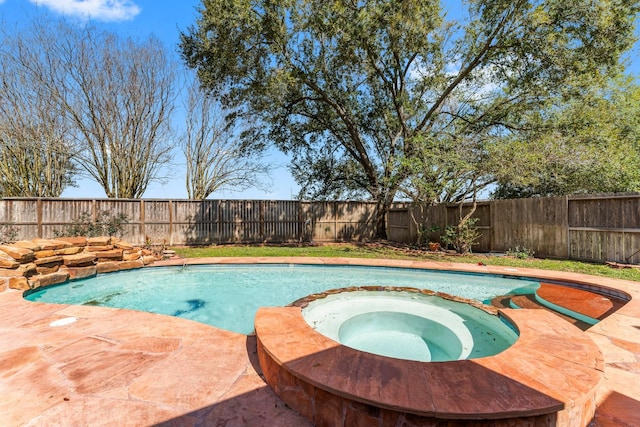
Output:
[[3, 194, 640, 264], [0, 198, 380, 245], [388, 193, 640, 264]]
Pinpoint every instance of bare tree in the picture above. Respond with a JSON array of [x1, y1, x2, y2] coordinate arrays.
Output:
[[182, 77, 270, 199], [0, 34, 77, 197], [4, 17, 176, 198]]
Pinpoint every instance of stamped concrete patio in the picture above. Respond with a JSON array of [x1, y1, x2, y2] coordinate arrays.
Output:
[[1, 258, 639, 426]]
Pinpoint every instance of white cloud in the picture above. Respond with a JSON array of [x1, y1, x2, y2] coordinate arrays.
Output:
[[29, 0, 141, 22]]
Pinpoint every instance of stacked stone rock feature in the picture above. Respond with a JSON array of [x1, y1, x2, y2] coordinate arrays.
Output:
[[0, 245, 35, 264], [0, 236, 157, 292]]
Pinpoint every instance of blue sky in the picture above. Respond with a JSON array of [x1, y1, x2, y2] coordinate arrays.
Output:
[[0, 0, 638, 201]]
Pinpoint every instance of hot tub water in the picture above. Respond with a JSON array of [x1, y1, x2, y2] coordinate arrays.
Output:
[[302, 290, 518, 361]]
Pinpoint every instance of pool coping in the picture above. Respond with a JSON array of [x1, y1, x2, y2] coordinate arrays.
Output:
[[1, 256, 639, 426], [256, 306, 596, 422]]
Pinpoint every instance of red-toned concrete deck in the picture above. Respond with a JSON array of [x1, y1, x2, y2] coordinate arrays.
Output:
[[1, 257, 639, 426]]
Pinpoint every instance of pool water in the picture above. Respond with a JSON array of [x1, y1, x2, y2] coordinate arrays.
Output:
[[25, 264, 540, 334]]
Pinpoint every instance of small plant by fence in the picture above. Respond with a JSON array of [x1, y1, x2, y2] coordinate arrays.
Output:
[[0, 222, 19, 244], [53, 211, 130, 238]]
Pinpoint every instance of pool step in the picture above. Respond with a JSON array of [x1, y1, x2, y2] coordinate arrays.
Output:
[[492, 283, 627, 330], [536, 283, 626, 321], [506, 294, 591, 330]]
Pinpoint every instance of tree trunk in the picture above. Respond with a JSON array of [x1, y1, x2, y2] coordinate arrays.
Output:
[[374, 198, 390, 240]]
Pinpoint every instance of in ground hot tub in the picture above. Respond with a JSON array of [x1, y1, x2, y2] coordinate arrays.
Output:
[[256, 279, 605, 427], [302, 289, 518, 361]]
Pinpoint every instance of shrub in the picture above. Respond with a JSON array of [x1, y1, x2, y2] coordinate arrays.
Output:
[[506, 246, 535, 259], [54, 211, 130, 238], [0, 222, 19, 244], [441, 218, 481, 254]]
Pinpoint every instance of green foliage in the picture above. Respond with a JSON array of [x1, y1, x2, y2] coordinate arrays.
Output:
[[425, 224, 442, 243], [491, 77, 640, 198], [54, 211, 129, 238], [181, 0, 639, 231], [0, 223, 19, 244], [441, 218, 482, 254], [506, 246, 535, 259]]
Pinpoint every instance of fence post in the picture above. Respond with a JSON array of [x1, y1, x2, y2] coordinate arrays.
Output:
[[489, 201, 495, 252], [91, 200, 97, 222], [217, 201, 222, 245], [298, 201, 304, 242], [259, 200, 265, 242], [334, 201, 338, 242], [140, 200, 145, 243], [168, 200, 173, 246], [564, 195, 570, 259], [36, 198, 43, 238]]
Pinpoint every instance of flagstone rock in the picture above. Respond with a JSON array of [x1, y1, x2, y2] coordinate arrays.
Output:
[[55, 236, 87, 247], [29, 272, 69, 289], [36, 265, 60, 275], [59, 265, 97, 281], [118, 260, 144, 271], [8, 276, 29, 290], [54, 246, 83, 256], [32, 239, 72, 251], [97, 262, 120, 274], [142, 255, 157, 265], [87, 236, 112, 246], [114, 239, 134, 250], [90, 249, 123, 262], [0, 268, 24, 277], [17, 263, 38, 278], [0, 253, 19, 269], [63, 253, 96, 267], [34, 250, 56, 259], [13, 240, 41, 251], [0, 236, 153, 291], [0, 245, 35, 263], [123, 251, 141, 261], [84, 245, 114, 252], [34, 256, 64, 266]]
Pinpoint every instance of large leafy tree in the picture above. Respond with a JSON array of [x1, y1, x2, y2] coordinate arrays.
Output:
[[491, 77, 640, 198], [181, 0, 638, 237]]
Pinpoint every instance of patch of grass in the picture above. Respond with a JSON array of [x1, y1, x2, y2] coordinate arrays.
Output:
[[171, 243, 640, 282], [172, 244, 397, 259]]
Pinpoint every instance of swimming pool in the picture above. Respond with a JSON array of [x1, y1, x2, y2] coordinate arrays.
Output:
[[25, 264, 540, 334]]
